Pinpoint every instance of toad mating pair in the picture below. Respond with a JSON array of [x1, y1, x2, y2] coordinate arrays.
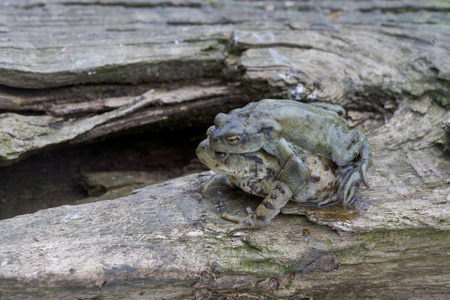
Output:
[[196, 99, 372, 232]]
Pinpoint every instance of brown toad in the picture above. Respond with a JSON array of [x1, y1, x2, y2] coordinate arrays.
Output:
[[209, 99, 372, 205], [196, 136, 342, 231]]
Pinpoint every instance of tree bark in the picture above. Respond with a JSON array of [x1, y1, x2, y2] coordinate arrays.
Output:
[[0, 0, 449, 299]]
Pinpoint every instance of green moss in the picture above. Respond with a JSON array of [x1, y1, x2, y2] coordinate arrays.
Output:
[[240, 258, 288, 276], [401, 48, 412, 55], [213, 238, 290, 276], [328, 228, 450, 265], [410, 0, 450, 5], [206, 0, 224, 9], [324, 238, 334, 247], [284, 275, 294, 290], [242, 237, 265, 252]]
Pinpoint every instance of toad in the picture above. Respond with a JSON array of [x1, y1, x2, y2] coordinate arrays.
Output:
[[197, 136, 342, 230], [209, 99, 372, 206]]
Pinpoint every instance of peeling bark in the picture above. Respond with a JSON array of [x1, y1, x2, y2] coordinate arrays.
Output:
[[0, 90, 156, 164]]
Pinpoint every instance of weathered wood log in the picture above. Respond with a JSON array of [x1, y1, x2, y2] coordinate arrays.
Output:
[[0, 86, 247, 165], [1, 0, 449, 165], [1, 98, 449, 299], [1, 0, 450, 299], [0, 90, 156, 164]]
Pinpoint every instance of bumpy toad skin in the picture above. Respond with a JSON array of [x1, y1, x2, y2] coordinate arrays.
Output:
[[196, 138, 340, 231], [209, 99, 372, 205]]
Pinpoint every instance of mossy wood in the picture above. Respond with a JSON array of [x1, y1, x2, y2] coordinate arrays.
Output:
[[0, 0, 449, 299]]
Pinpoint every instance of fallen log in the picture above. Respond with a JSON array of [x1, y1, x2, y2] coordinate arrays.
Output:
[[0, 0, 449, 299], [1, 0, 449, 165], [1, 98, 449, 299]]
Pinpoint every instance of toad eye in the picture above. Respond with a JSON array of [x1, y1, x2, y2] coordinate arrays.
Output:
[[226, 135, 240, 145], [214, 151, 227, 159]]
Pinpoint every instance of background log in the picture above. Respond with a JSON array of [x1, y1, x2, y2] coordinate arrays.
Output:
[[0, 0, 449, 299], [1, 0, 449, 164]]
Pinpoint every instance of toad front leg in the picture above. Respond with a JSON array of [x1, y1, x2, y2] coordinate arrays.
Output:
[[199, 174, 235, 196], [272, 138, 310, 194], [221, 182, 293, 233]]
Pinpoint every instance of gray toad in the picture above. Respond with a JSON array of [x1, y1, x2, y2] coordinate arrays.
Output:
[[197, 136, 341, 231], [209, 99, 372, 205]]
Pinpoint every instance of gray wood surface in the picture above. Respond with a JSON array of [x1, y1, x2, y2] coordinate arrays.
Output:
[[0, 0, 449, 299], [1, 0, 449, 164]]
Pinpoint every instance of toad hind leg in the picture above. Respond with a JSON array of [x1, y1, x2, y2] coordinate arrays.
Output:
[[221, 182, 293, 233], [342, 136, 372, 206]]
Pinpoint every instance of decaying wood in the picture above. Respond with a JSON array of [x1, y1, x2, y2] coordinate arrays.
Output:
[[0, 90, 156, 164], [1, 97, 449, 298], [1, 0, 450, 299], [442, 118, 450, 152], [1, 0, 449, 165], [0, 86, 247, 165]]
